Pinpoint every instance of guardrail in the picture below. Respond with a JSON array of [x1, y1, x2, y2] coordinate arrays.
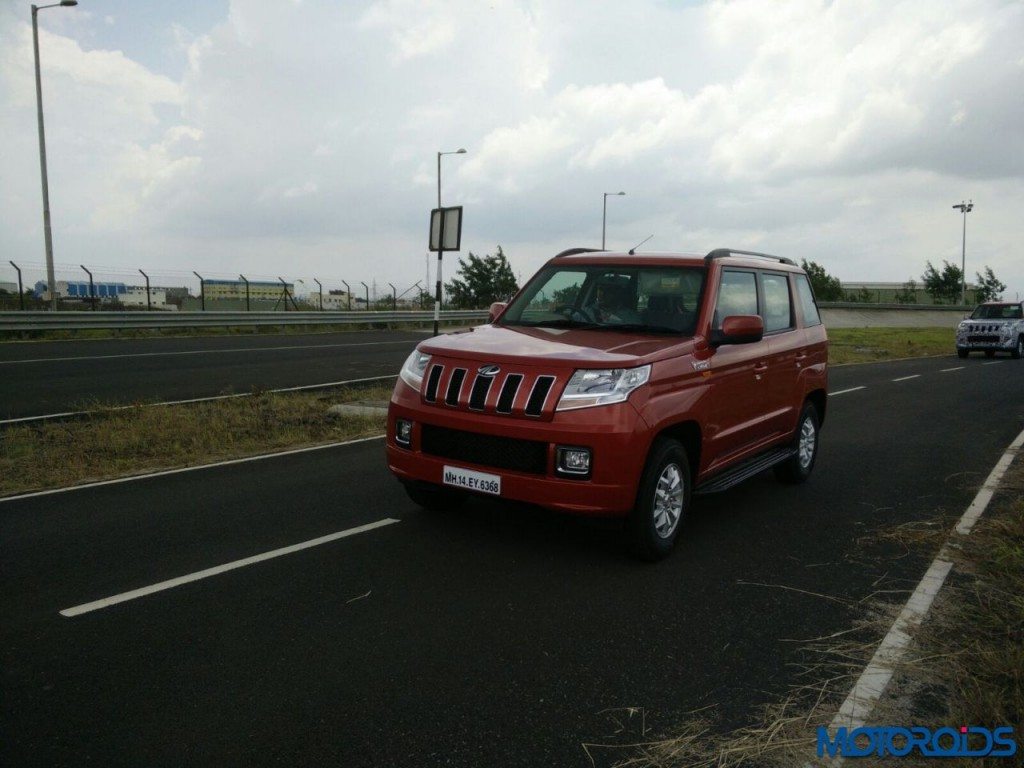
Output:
[[0, 310, 489, 332]]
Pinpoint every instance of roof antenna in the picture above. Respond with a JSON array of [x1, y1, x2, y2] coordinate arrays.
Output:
[[628, 235, 653, 255]]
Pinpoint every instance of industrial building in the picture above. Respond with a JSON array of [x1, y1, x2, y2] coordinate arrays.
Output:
[[32, 280, 171, 307], [34, 280, 128, 301], [203, 279, 293, 300]]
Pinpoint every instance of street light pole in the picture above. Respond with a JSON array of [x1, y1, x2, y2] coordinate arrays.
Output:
[[435, 148, 466, 335], [602, 191, 625, 250], [139, 269, 151, 311], [32, 1, 78, 311], [238, 274, 250, 311], [952, 200, 974, 305]]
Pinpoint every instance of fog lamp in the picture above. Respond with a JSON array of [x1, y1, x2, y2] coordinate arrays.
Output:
[[556, 446, 592, 477], [395, 419, 413, 446]]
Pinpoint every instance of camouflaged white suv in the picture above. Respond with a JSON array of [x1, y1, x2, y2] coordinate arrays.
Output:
[[956, 301, 1024, 359]]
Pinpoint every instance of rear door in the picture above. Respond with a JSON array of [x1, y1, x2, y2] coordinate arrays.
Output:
[[759, 271, 801, 438], [704, 268, 774, 469]]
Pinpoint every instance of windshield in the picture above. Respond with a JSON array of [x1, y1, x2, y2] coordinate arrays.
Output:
[[971, 304, 1023, 320], [501, 264, 706, 335]]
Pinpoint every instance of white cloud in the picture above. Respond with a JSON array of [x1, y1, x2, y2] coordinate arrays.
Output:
[[1, 0, 1022, 299]]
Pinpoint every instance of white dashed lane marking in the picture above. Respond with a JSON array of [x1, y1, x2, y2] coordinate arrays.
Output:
[[60, 518, 400, 617], [829, 386, 866, 397]]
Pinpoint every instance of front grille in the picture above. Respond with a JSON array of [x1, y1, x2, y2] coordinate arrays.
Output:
[[968, 334, 999, 343], [423, 363, 560, 417], [420, 424, 548, 474]]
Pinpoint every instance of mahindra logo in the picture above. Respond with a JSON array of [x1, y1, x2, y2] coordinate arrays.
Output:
[[477, 364, 501, 376]]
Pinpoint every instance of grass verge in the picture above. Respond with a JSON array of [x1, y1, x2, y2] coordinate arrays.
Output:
[[828, 326, 955, 365], [0, 384, 392, 497], [598, 453, 1022, 767]]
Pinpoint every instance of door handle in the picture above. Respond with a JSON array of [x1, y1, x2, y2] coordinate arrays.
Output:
[[754, 362, 769, 372]]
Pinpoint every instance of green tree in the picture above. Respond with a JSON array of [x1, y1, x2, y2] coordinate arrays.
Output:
[[893, 279, 918, 304], [974, 266, 1006, 304], [800, 259, 844, 301], [844, 287, 873, 303], [551, 283, 582, 306], [921, 260, 964, 304], [445, 246, 518, 309]]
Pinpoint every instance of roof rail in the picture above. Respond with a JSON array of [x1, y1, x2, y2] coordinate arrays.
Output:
[[554, 247, 604, 258], [705, 248, 797, 267]]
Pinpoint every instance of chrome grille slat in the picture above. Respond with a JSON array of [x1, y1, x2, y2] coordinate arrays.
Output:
[[495, 374, 523, 414], [424, 364, 444, 402], [445, 368, 467, 406], [468, 375, 493, 411], [525, 375, 555, 417]]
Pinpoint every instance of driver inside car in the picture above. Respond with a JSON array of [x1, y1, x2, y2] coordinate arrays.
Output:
[[591, 282, 640, 324]]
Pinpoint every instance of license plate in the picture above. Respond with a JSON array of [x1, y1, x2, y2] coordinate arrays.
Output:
[[442, 465, 501, 496]]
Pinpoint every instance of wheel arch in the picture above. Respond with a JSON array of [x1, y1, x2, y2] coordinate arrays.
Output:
[[806, 388, 827, 427], [654, 420, 702, 481]]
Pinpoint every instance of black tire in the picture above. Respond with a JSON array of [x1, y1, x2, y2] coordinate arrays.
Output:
[[985, 349, 996, 358], [627, 437, 691, 561], [957, 348, 969, 359], [775, 402, 820, 484], [1012, 337, 1023, 360], [402, 482, 466, 512]]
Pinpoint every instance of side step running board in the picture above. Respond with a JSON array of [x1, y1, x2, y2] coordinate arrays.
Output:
[[694, 447, 795, 495]]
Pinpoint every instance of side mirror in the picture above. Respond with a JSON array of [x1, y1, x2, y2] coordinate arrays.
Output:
[[488, 301, 507, 323], [710, 314, 764, 347]]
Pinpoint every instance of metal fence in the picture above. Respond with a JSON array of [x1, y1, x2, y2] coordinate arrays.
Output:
[[0, 310, 488, 332]]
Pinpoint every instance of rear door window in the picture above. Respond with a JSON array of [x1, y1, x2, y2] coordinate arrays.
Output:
[[793, 274, 821, 327], [760, 272, 794, 333]]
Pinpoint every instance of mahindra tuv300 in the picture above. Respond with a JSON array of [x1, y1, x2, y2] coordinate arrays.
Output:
[[386, 248, 828, 559]]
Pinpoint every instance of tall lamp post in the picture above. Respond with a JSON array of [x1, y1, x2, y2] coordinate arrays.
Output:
[[435, 147, 466, 332], [952, 200, 974, 305], [32, 0, 78, 311], [602, 191, 625, 250]]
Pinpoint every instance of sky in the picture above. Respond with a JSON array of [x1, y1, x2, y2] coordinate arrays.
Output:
[[1, 0, 1022, 300]]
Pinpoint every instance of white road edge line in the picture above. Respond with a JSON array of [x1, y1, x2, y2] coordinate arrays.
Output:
[[59, 518, 400, 618], [0, 374, 398, 427], [829, 425, 1024, 744], [891, 374, 920, 382], [939, 366, 964, 372], [828, 386, 865, 397], [0, 435, 385, 504], [0, 339, 416, 365]]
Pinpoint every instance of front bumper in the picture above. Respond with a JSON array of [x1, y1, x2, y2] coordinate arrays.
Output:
[[385, 381, 649, 516], [956, 337, 1017, 351]]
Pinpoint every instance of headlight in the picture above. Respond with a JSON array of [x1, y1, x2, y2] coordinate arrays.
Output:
[[556, 365, 651, 411], [399, 350, 431, 390]]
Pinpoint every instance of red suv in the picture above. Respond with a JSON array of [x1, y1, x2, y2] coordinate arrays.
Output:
[[386, 248, 828, 559]]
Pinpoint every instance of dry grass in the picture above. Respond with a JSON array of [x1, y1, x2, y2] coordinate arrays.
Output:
[[828, 327, 955, 365], [606, 459, 1023, 768], [0, 383, 393, 496]]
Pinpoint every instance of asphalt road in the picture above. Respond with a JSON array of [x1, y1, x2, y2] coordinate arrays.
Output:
[[0, 330, 427, 419], [2, 354, 1022, 767]]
